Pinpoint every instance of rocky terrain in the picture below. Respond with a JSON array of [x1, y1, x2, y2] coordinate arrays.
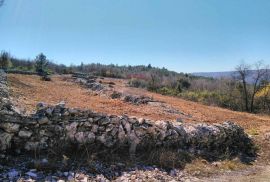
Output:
[[72, 73, 186, 116], [2, 72, 270, 181]]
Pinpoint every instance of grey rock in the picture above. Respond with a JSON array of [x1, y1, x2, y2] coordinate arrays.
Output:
[[66, 122, 78, 141], [57, 101, 66, 108], [0, 123, 20, 133], [169, 169, 177, 177], [8, 169, 19, 179], [18, 130, 33, 138], [36, 102, 47, 110], [138, 118, 145, 124], [176, 118, 183, 123], [24, 142, 39, 151], [91, 124, 98, 133], [38, 117, 50, 125], [0, 132, 13, 150], [26, 171, 38, 178], [46, 107, 54, 116], [74, 131, 95, 144]]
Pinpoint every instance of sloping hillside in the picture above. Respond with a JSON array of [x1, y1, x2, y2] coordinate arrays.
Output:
[[8, 74, 270, 132], [4, 73, 270, 181]]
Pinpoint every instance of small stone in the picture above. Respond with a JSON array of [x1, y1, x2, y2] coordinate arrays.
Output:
[[63, 111, 69, 116], [91, 125, 98, 133], [36, 102, 46, 110], [138, 118, 145, 124], [8, 169, 19, 179], [116, 163, 125, 167], [57, 101, 66, 108], [41, 158, 48, 164], [176, 118, 183, 123], [38, 117, 50, 125], [46, 107, 54, 115], [24, 141, 39, 151], [87, 132, 96, 143], [0, 123, 20, 133], [0, 132, 13, 150], [212, 162, 222, 167], [169, 169, 177, 177], [88, 118, 94, 122], [264, 132, 270, 140], [18, 130, 33, 138], [69, 108, 79, 115], [67, 175, 74, 180], [26, 171, 38, 178]]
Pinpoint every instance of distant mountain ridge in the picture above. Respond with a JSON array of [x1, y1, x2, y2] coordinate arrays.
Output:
[[192, 71, 236, 79], [192, 70, 270, 84]]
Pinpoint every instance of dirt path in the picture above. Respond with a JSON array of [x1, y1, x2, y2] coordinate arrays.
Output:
[[202, 165, 270, 182]]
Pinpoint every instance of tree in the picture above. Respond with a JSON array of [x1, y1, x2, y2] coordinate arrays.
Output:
[[235, 61, 270, 112], [250, 61, 269, 112], [148, 73, 158, 90], [35, 53, 48, 76], [0, 51, 12, 70], [235, 62, 251, 112], [79, 62, 84, 72], [176, 78, 191, 92]]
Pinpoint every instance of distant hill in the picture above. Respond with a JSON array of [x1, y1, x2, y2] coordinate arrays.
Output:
[[192, 70, 270, 84], [192, 71, 236, 79]]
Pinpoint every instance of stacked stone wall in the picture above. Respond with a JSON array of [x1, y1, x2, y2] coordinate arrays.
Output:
[[0, 71, 256, 160]]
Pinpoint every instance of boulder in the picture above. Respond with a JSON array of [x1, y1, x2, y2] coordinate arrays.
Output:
[[18, 130, 33, 138], [0, 123, 20, 133], [38, 117, 50, 125], [0, 131, 13, 150]]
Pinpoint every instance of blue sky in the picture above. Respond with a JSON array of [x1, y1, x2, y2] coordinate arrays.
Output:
[[0, 0, 270, 73]]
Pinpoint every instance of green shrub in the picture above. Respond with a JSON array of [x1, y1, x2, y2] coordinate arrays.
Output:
[[128, 78, 148, 88], [157, 87, 179, 96]]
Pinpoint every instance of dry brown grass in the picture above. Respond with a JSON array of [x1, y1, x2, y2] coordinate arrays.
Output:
[[8, 74, 270, 132], [8, 74, 182, 120], [184, 159, 248, 177]]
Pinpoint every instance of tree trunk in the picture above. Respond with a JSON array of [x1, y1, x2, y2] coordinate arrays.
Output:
[[242, 80, 249, 112]]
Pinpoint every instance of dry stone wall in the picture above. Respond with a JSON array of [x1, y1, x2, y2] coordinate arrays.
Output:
[[0, 70, 256, 160], [73, 73, 157, 105], [0, 70, 9, 99], [6, 69, 38, 75]]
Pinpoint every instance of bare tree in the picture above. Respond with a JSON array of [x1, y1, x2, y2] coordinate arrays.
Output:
[[235, 61, 270, 112], [250, 61, 269, 112], [235, 62, 251, 112]]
